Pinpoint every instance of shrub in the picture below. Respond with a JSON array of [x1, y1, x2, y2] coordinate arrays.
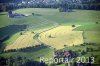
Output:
[[20, 32, 23, 35], [32, 13, 34, 15], [8, 10, 12, 14], [81, 50, 87, 55], [64, 45, 67, 47], [72, 25, 75, 27], [96, 22, 99, 24]]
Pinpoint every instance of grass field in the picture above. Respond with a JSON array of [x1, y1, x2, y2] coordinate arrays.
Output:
[[0, 8, 100, 65]]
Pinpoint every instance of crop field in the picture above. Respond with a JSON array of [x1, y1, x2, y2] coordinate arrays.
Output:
[[4, 32, 40, 51], [39, 26, 83, 49]]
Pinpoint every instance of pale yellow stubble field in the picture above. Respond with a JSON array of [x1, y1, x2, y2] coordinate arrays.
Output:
[[39, 26, 84, 49], [4, 32, 40, 51]]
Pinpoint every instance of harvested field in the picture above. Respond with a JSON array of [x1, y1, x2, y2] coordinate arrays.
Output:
[[38, 26, 84, 49], [4, 32, 40, 51]]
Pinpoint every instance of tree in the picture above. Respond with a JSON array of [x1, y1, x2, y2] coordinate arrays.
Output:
[[0, 56, 7, 66], [96, 22, 99, 24], [8, 10, 12, 14], [81, 50, 87, 55], [59, 0, 73, 12]]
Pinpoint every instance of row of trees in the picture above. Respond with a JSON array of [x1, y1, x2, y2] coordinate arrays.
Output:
[[59, 0, 100, 12], [0, 0, 100, 12], [1, 43, 47, 53], [0, 56, 47, 66]]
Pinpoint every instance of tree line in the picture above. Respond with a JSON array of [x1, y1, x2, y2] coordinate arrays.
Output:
[[59, 0, 100, 12], [0, 56, 47, 66], [0, 0, 100, 12]]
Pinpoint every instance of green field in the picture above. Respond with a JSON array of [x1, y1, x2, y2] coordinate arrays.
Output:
[[0, 8, 100, 66]]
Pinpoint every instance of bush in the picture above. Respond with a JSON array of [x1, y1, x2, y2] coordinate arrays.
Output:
[[64, 45, 67, 47], [32, 13, 34, 15], [8, 10, 12, 14], [20, 32, 23, 35], [96, 22, 99, 24], [72, 25, 75, 27], [81, 50, 87, 55]]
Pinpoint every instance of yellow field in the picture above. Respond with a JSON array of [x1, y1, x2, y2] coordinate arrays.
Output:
[[39, 26, 84, 49], [4, 32, 40, 51], [4, 25, 84, 51]]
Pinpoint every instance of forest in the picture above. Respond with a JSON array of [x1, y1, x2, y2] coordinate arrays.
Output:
[[0, 0, 100, 12]]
